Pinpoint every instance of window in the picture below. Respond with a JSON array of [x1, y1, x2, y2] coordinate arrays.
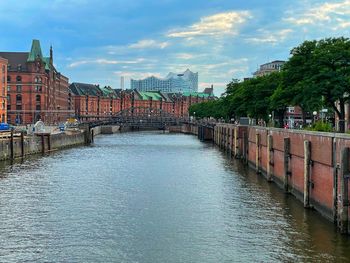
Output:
[[7, 86, 10, 92], [16, 94, 21, 103], [36, 105, 41, 111], [16, 76, 21, 82], [16, 105, 22, 111], [17, 64, 22, 71], [35, 85, 42, 92], [7, 64, 11, 70], [7, 76, 11, 82], [36, 95, 41, 103], [39, 77, 42, 83], [16, 85, 22, 92]]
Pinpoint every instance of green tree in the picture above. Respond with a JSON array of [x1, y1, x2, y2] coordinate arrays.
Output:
[[285, 37, 350, 132]]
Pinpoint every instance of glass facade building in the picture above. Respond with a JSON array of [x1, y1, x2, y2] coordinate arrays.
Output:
[[131, 69, 198, 93]]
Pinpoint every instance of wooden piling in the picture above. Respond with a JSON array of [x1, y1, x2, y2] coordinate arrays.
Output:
[[304, 140, 311, 208], [243, 131, 248, 164], [10, 129, 14, 159], [234, 127, 239, 158], [267, 134, 273, 182], [47, 134, 51, 152], [332, 138, 338, 224], [255, 133, 260, 173], [340, 147, 349, 234], [284, 137, 291, 193], [20, 131, 24, 157], [41, 134, 45, 154]]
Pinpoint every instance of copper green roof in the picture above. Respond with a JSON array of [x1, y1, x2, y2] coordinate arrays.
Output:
[[100, 86, 117, 98], [27, 39, 43, 62], [138, 91, 163, 100], [182, 91, 210, 98], [43, 57, 51, 70]]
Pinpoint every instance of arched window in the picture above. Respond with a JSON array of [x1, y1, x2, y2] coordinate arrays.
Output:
[[39, 77, 42, 83], [7, 76, 11, 82], [16, 76, 22, 82], [16, 94, 22, 102], [36, 95, 41, 103]]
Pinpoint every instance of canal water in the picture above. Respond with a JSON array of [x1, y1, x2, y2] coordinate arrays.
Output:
[[0, 131, 349, 262]]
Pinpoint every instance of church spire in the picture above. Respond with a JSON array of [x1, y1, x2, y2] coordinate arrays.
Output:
[[50, 45, 53, 65]]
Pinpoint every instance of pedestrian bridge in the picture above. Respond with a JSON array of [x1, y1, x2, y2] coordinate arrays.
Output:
[[81, 106, 188, 129]]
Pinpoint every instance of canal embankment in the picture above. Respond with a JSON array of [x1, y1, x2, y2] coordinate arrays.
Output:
[[177, 122, 350, 235], [0, 124, 120, 161]]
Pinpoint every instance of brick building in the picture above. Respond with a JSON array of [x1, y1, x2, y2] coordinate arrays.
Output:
[[69, 82, 119, 121], [0, 39, 70, 125], [70, 82, 213, 121], [0, 57, 8, 122]]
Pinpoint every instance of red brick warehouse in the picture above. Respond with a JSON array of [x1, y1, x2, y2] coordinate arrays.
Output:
[[0, 57, 8, 123], [0, 39, 71, 125]]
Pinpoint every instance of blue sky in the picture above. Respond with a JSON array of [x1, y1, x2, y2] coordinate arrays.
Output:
[[0, 0, 349, 95]]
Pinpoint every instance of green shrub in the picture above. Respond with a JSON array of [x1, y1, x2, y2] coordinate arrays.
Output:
[[305, 121, 333, 132]]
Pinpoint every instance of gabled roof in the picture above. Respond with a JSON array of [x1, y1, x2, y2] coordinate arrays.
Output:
[[182, 91, 210, 98], [137, 91, 163, 101], [69, 82, 102, 96], [0, 52, 29, 71], [100, 86, 117, 98]]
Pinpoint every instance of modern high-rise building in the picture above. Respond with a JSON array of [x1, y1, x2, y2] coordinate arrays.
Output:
[[120, 76, 125, 90], [131, 69, 198, 93]]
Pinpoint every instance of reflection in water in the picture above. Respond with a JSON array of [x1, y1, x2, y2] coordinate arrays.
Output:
[[0, 131, 349, 262]]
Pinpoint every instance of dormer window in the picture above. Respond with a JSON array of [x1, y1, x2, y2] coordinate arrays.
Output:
[[17, 64, 22, 71], [7, 64, 11, 70]]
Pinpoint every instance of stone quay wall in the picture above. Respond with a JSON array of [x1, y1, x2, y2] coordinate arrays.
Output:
[[0, 130, 86, 161], [212, 124, 350, 234]]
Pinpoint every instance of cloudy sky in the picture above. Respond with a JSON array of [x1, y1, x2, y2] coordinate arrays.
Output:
[[0, 0, 349, 94]]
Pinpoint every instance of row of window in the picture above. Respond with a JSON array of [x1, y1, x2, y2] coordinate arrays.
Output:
[[7, 105, 41, 111], [7, 75, 43, 83], [6, 85, 43, 92], [7, 94, 41, 103]]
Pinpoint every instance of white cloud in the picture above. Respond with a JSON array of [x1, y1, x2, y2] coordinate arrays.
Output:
[[113, 71, 162, 80], [285, 0, 350, 29], [129, 39, 169, 49], [175, 53, 194, 60], [167, 11, 252, 38], [68, 58, 145, 68], [246, 29, 293, 44]]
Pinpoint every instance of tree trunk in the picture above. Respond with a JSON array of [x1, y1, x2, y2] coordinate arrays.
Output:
[[302, 110, 307, 126], [339, 100, 346, 133]]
